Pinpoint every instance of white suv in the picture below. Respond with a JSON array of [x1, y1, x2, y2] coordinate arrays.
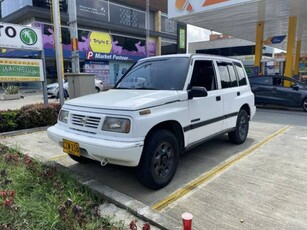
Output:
[[48, 54, 256, 189]]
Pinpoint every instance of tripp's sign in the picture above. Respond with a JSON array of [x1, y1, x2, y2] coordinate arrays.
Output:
[[0, 22, 43, 50]]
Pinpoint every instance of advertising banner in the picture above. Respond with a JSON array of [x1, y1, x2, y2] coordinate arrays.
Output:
[[76, 0, 108, 22], [84, 60, 110, 85], [0, 58, 44, 82], [0, 22, 43, 50]]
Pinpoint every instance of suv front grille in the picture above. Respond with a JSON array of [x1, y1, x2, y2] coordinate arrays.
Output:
[[71, 114, 101, 129]]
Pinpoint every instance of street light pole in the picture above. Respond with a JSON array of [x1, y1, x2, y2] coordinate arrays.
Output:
[[146, 0, 150, 57], [68, 0, 80, 73], [52, 0, 65, 106]]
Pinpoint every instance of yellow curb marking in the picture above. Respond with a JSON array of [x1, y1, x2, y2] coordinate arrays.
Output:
[[48, 153, 67, 161], [152, 125, 291, 211]]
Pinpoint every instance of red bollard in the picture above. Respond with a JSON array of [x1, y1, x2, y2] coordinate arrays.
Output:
[[182, 212, 193, 230]]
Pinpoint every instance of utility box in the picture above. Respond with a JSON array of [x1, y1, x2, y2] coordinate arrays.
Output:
[[65, 73, 95, 99]]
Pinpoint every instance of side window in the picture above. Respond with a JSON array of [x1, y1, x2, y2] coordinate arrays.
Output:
[[190, 60, 217, 91], [234, 62, 247, 86], [217, 62, 231, 88], [227, 63, 238, 87], [273, 77, 283, 86], [249, 77, 272, 85]]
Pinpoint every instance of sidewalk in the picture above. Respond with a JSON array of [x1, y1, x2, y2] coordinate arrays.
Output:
[[1, 124, 307, 229]]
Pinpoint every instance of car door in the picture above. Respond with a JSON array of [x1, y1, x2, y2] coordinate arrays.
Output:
[[273, 77, 302, 107], [216, 61, 241, 130], [186, 59, 223, 145], [249, 77, 274, 104]]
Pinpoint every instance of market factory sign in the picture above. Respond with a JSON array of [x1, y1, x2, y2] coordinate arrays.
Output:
[[0, 22, 43, 50]]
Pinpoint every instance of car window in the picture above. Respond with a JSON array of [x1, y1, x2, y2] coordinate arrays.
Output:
[[217, 62, 232, 89], [249, 77, 272, 85], [190, 60, 217, 91], [234, 62, 247, 86], [227, 63, 238, 87], [116, 57, 189, 90]]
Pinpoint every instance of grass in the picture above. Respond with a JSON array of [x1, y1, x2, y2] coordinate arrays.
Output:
[[0, 144, 125, 230]]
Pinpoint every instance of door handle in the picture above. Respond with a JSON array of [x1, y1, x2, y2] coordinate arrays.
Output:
[[237, 92, 240, 96], [216, 96, 221, 101]]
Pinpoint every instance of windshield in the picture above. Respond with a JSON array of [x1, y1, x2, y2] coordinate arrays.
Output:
[[116, 57, 190, 90]]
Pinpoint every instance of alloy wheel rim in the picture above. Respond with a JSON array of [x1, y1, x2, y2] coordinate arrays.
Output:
[[152, 142, 174, 179], [303, 100, 307, 111]]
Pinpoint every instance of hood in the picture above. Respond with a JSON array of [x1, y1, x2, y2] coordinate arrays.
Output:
[[65, 89, 181, 110], [47, 82, 59, 88]]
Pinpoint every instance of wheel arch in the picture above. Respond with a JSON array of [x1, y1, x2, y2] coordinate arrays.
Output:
[[144, 120, 185, 155], [240, 104, 251, 120]]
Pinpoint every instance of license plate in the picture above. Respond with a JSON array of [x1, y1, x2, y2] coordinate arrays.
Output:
[[63, 139, 80, 157]]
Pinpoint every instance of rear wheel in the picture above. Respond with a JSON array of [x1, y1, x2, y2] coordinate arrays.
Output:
[[302, 99, 307, 112], [228, 109, 249, 144], [136, 130, 179, 190], [56, 89, 69, 100]]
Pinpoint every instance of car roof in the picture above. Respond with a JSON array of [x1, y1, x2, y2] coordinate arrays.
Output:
[[138, 53, 243, 64]]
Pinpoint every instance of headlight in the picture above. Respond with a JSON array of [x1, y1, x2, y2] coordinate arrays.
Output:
[[102, 117, 131, 133], [59, 110, 69, 123]]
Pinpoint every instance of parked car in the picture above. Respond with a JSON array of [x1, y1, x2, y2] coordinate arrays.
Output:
[[47, 79, 104, 99], [48, 54, 256, 189], [249, 75, 307, 112]]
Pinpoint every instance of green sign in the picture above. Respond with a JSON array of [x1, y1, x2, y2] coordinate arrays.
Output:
[[0, 58, 43, 82], [20, 28, 38, 46], [179, 29, 186, 49]]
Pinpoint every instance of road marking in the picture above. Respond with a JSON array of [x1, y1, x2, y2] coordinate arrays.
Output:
[[152, 125, 290, 211], [48, 153, 67, 161]]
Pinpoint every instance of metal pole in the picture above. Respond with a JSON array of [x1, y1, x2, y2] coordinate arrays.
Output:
[[68, 0, 80, 73], [52, 0, 64, 106], [146, 0, 150, 57], [41, 49, 48, 105]]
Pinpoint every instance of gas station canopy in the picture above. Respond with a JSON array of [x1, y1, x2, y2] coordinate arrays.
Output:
[[168, 0, 307, 53]]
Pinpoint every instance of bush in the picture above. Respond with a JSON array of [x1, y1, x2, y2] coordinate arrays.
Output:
[[4, 86, 19, 95], [0, 110, 19, 132], [0, 103, 61, 133]]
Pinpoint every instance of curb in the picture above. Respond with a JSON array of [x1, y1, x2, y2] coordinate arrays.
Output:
[[81, 179, 181, 230], [0, 126, 49, 137]]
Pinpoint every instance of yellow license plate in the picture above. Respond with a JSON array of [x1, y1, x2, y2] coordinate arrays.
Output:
[[63, 139, 80, 157]]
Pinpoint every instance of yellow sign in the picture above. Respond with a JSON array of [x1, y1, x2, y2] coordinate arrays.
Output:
[[89, 31, 112, 53]]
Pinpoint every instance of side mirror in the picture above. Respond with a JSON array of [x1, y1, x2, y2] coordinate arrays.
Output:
[[292, 84, 299, 91], [188, 86, 208, 99]]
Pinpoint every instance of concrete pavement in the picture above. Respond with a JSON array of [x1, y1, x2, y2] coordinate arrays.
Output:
[[1, 122, 307, 229]]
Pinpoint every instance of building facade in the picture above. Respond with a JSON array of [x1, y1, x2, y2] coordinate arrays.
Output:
[[0, 0, 187, 87]]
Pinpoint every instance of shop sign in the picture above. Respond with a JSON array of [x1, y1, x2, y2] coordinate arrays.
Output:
[[264, 35, 286, 45], [0, 58, 43, 82], [0, 22, 43, 50], [86, 52, 142, 62]]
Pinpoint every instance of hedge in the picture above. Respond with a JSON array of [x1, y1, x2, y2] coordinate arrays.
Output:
[[0, 103, 61, 133]]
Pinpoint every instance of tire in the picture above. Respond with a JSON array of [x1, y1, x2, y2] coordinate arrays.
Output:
[[68, 154, 92, 164], [302, 98, 307, 112], [136, 130, 179, 190], [228, 109, 249, 145], [95, 87, 100, 93]]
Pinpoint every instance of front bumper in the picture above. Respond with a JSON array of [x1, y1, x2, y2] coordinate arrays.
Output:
[[47, 125, 144, 167]]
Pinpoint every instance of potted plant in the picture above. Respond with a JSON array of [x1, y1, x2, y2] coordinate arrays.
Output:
[[3, 85, 21, 100]]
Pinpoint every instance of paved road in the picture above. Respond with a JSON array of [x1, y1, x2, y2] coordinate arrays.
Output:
[[1, 95, 307, 229]]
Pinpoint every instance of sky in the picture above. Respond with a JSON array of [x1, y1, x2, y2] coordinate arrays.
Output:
[[187, 24, 212, 43]]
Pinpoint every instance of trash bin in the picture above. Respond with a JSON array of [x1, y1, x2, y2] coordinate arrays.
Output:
[[65, 73, 95, 99]]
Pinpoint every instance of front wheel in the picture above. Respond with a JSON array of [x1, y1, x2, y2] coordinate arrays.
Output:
[[136, 130, 179, 190], [302, 99, 307, 112], [228, 110, 249, 144]]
